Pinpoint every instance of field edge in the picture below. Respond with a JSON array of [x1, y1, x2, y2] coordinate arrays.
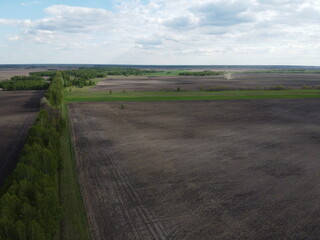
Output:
[[59, 102, 91, 240], [64, 89, 320, 102]]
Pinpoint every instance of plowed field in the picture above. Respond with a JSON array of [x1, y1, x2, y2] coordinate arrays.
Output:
[[0, 91, 43, 185], [69, 99, 320, 239], [92, 73, 320, 92]]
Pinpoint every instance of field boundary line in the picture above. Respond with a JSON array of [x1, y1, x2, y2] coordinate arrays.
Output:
[[59, 102, 91, 240]]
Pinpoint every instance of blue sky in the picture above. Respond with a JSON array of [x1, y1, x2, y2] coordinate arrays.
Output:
[[0, 1, 114, 19], [0, 0, 319, 65]]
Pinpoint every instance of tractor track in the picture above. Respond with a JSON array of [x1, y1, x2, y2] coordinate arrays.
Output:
[[68, 99, 320, 240], [69, 106, 167, 240]]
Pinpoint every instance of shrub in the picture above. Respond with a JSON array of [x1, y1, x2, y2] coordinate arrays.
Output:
[[40, 97, 50, 109]]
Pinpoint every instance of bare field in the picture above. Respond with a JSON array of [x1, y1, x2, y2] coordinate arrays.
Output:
[[0, 66, 76, 81], [69, 99, 320, 240], [92, 73, 320, 92], [0, 91, 44, 184], [0, 68, 51, 81]]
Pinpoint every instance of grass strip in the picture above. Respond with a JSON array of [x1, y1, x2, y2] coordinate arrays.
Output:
[[60, 102, 91, 240], [64, 90, 320, 102]]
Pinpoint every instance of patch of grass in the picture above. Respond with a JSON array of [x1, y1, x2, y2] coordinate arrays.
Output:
[[60, 103, 91, 240], [64, 89, 320, 102]]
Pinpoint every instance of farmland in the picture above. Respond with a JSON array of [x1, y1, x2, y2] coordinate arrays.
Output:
[[2, 0, 320, 239], [0, 90, 44, 184], [65, 70, 320, 240], [69, 99, 320, 239], [0, 67, 51, 81], [1, 66, 320, 239], [92, 73, 320, 92]]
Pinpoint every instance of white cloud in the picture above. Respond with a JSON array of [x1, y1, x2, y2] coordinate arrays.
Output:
[[6, 35, 20, 41], [0, 1, 319, 64], [34, 5, 113, 33], [163, 16, 195, 29], [192, 1, 254, 26], [0, 19, 31, 26], [135, 38, 162, 46]]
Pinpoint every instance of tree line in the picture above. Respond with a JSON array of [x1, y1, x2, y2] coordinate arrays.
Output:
[[47, 72, 64, 107], [0, 72, 65, 239], [0, 76, 49, 91], [103, 68, 157, 76], [178, 71, 224, 76], [32, 69, 103, 88], [31, 67, 158, 88]]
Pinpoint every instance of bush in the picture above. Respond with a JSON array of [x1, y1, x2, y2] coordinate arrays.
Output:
[[40, 97, 50, 109]]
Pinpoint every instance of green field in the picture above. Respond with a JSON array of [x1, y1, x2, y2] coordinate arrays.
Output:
[[59, 103, 91, 240], [64, 89, 320, 102]]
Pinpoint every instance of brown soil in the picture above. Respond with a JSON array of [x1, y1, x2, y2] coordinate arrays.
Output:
[[69, 99, 320, 240], [0, 68, 50, 81], [0, 91, 44, 185], [92, 73, 320, 92]]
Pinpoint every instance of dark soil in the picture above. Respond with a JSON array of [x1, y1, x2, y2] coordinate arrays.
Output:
[[0, 68, 49, 81], [0, 91, 44, 185], [69, 99, 320, 240], [92, 73, 320, 92]]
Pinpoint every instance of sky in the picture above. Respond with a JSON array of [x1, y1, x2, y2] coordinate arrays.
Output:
[[0, 0, 319, 65]]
